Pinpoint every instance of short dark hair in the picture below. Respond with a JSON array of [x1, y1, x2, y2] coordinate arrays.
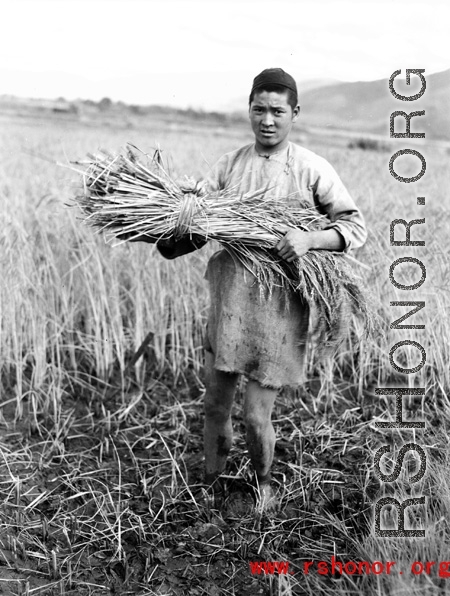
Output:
[[248, 84, 298, 111]]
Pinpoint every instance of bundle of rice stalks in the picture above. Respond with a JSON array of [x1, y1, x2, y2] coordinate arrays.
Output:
[[70, 144, 375, 349]]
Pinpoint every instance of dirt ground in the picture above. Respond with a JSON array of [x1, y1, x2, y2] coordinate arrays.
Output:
[[0, 367, 382, 596]]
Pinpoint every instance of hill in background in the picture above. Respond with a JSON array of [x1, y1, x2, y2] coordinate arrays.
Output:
[[297, 69, 450, 141]]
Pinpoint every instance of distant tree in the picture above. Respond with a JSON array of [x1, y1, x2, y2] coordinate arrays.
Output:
[[99, 97, 113, 111], [129, 104, 143, 115], [348, 138, 389, 152]]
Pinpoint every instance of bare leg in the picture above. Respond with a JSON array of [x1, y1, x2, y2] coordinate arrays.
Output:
[[243, 380, 278, 511], [203, 351, 239, 485]]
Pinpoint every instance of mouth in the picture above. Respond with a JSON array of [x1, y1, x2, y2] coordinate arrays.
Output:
[[260, 130, 275, 137]]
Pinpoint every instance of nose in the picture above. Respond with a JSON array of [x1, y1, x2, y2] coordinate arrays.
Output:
[[261, 111, 274, 127]]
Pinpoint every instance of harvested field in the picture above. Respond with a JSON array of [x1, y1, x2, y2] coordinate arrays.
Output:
[[1, 113, 450, 596]]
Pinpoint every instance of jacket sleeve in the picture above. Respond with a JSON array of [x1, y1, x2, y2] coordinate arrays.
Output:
[[309, 158, 367, 252], [156, 235, 207, 260]]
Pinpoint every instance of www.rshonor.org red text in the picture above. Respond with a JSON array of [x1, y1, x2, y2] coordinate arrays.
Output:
[[249, 558, 450, 577]]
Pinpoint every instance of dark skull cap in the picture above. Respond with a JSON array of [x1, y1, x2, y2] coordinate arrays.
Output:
[[251, 68, 297, 95]]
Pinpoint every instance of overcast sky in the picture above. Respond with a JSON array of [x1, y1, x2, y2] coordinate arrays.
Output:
[[1, 0, 449, 110]]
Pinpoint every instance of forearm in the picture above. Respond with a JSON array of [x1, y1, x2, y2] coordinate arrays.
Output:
[[307, 228, 345, 252], [276, 226, 345, 262]]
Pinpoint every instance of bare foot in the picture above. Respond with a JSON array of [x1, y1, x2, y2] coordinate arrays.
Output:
[[203, 475, 226, 510], [257, 483, 278, 514]]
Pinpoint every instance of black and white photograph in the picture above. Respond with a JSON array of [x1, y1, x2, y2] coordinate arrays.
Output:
[[1, 0, 449, 594]]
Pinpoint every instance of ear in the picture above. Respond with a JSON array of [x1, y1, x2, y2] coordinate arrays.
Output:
[[292, 104, 300, 122]]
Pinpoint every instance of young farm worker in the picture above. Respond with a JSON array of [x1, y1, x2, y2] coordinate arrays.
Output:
[[130, 68, 367, 511]]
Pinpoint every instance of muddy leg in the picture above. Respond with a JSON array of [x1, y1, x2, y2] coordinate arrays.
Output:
[[243, 380, 278, 511], [203, 351, 239, 486]]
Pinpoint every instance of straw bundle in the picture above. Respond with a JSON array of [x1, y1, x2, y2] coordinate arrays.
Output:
[[71, 144, 374, 349]]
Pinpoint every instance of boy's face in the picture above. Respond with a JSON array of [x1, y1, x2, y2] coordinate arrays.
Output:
[[249, 90, 300, 155]]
